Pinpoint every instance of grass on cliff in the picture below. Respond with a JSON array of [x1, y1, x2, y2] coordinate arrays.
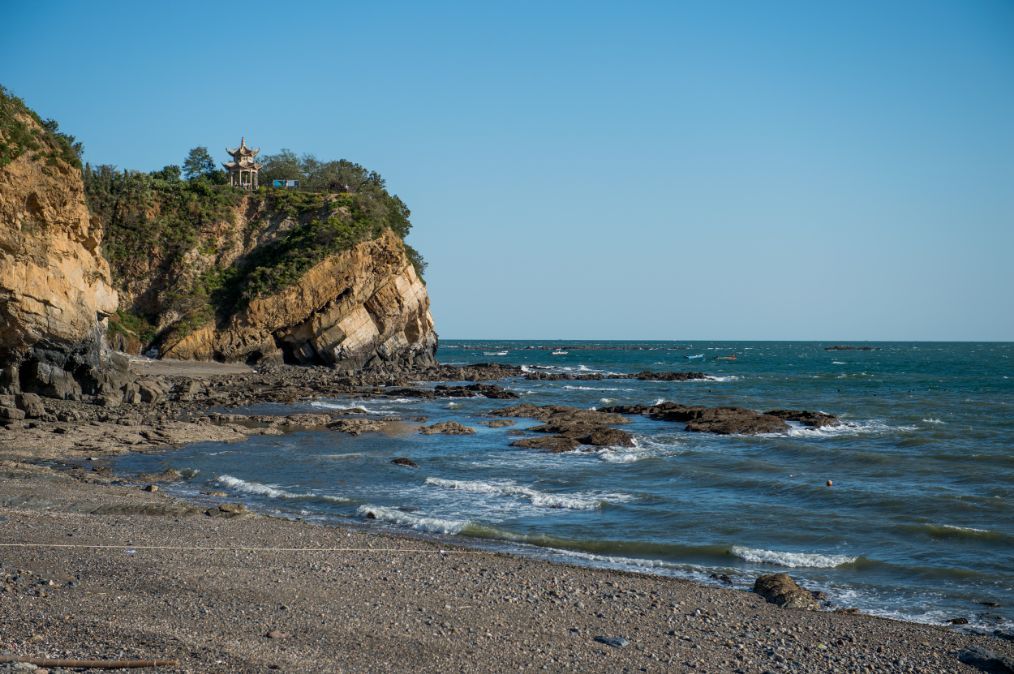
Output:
[[0, 85, 83, 170]]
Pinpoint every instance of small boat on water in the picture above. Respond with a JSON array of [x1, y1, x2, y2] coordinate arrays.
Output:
[[716, 354, 738, 361], [686, 354, 704, 360], [551, 349, 569, 356]]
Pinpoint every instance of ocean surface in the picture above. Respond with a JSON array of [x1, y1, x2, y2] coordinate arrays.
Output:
[[117, 341, 1013, 633]]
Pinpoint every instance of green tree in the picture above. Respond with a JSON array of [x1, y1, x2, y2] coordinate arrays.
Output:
[[182, 146, 216, 180]]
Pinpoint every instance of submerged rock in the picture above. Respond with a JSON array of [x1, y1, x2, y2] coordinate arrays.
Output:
[[391, 457, 418, 468]]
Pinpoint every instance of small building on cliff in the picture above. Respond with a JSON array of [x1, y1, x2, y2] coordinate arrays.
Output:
[[223, 137, 261, 189]]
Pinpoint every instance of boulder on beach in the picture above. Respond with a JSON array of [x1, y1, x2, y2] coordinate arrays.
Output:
[[753, 573, 821, 610]]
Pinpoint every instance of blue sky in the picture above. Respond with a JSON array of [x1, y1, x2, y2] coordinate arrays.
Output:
[[5, 1, 1013, 340]]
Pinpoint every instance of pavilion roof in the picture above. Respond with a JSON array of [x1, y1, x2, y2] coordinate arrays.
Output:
[[226, 136, 260, 159]]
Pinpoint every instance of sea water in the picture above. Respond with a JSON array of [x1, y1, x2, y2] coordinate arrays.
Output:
[[117, 341, 1013, 632]]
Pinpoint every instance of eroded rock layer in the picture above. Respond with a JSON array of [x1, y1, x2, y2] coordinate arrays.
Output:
[[159, 230, 436, 370], [0, 106, 126, 398]]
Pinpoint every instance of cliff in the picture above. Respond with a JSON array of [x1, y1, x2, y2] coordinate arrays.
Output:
[[88, 165, 437, 371], [160, 229, 436, 369], [0, 88, 127, 399]]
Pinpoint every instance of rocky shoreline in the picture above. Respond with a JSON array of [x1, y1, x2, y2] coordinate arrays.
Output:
[[2, 359, 1013, 672]]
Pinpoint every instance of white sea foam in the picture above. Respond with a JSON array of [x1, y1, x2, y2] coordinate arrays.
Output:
[[832, 360, 847, 365], [775, 420, 918, 439], [939, 524, 989, 534], [425, 477, 630, 510], [922, 418, 946, 425], [562, 385, 628, 391], [218, 474, 293, 498], [704, 375, 740, 383], [357, 505, 466, 534], [217, 475, 348, 503], [730, 545, 857, 568], [318, 452, 363, 460]]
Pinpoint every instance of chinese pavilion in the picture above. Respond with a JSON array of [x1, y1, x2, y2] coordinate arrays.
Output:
[[223, 137, 261, 189]]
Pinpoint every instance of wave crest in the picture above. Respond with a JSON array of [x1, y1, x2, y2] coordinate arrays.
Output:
[[730, 545, 858, 568]]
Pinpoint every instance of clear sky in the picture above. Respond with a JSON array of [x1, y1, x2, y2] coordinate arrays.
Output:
[[4, 1, 1013, 340]]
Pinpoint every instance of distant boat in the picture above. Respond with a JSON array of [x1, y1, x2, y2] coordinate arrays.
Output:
[[686, 354, 704, 360], [551, 349, 568, 356], [716, 354, 737, 361]]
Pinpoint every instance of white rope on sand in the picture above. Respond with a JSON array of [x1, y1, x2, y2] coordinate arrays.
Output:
[[0, 542, 482, 554]]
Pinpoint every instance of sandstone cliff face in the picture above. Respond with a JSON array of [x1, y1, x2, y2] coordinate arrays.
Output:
[[0, 108, 125, 398], [160, 230, 437, 370]]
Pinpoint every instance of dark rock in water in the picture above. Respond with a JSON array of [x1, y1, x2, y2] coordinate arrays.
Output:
[[593, 636, 629, 648], [753, 573, 820, 610], [328, 418, 387, 436], [629, 370, 707, 381], [386, 383, 518, 400], [391, 457, 418, 468], [956, 646, 1014, 673], [948, 617, 970, 625], [765, 409, 839, 428], [825, 345, 878, 351], [684, 408, 788, 435], [490, 404, 628, 426], [419, 421, 475, 435], [494, 403, 634, 449], [710, 573, 732, 585], [511, 436, 581, 453], [601, 401, 840, 435], [483, 419, 515, 428], [576, 427, 635, 447]]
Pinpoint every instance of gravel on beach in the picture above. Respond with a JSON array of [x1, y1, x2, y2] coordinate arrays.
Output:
[[0, 466, 1011, 673]]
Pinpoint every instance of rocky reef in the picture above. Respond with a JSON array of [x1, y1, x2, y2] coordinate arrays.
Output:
[[0, 90, 127, 400]]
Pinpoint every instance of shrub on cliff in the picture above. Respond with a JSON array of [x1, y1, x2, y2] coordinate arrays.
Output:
[[0, 85, 83, 170]]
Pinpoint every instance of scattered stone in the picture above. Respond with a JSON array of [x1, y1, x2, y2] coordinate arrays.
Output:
[[266, 630, 290, 639], [143, 484, 159, 492], [949, 617, 970, 625], [594, 636, 629, 648]]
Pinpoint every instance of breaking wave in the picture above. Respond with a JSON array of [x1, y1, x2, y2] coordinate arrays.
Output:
[[357, 505, 467, 534], [424, 477, 630, 510], [216, 475, 349, 504], [730, 545, 858, 568]]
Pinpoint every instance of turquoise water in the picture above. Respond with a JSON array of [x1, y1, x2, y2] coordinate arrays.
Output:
[[117, 341, 1013, 632]]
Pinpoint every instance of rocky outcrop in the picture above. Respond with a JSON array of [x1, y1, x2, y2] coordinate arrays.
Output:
[[492, 404, 635, 451], [0, 99, 127, 399], [601, 402, 841, 435], [156, 230, 436, 371]]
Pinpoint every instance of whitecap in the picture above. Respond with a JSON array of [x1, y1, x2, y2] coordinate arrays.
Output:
[[832, 361, 847, 365], [704, 375, 740, 383], [357, 505, 466, 534], [922, 418, 946, 425], [424, 477, 630, 510], [730, 545, 857, 568], [216, 475, 349, 503]]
